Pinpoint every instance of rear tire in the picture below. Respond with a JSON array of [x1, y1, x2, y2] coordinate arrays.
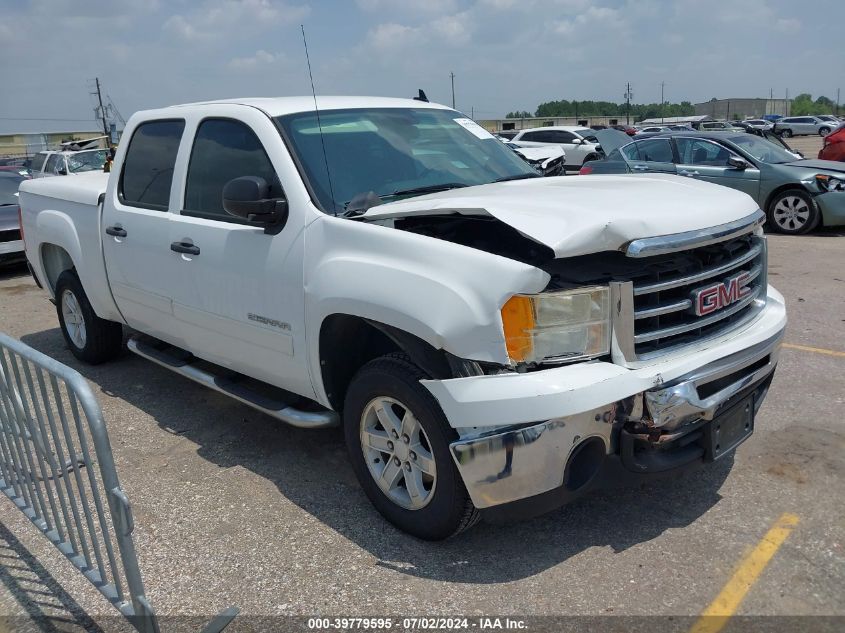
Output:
[[819, 127, 831, 137], [55, 271, 123, 364], [766, 189, 820, 235], [343, 353, 479, 540]]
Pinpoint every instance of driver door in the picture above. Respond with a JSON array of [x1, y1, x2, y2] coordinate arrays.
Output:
[[674, 137, 760, 199], [167, 111, 311, 396]]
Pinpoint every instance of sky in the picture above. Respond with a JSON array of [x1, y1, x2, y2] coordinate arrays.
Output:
[[1, 0, 843, 134]]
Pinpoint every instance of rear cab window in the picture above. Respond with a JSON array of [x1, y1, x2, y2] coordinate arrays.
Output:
[[119, 119, 185, 211]]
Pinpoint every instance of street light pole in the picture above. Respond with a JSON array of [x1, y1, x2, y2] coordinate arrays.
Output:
[[450, 72, 455, 109], [660, 81, 665, 123], [624, 82, 633, 125]]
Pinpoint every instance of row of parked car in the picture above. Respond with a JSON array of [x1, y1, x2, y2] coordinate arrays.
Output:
[[496, 119, 845, 236]]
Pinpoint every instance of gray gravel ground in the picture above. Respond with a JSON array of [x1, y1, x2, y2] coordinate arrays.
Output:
[[0, 159, 842, 631]]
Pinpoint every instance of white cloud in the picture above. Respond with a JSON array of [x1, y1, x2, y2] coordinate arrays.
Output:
[[163, 0, 310, 42], [228, 50, 287, 70], [775, 17, 801, 31]]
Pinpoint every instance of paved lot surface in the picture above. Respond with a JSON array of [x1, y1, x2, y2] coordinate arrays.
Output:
[[0, 197, 842, 630]]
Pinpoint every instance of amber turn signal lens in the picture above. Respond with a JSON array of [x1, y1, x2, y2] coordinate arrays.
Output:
[[501, 295, 535, 362]]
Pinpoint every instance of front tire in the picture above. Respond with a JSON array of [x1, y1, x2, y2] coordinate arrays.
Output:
[[766, 189, 820, 235], [343, 353, 479, 540], [819, 127, 831, 137], [55, 271, 123, 364], [781, 128, 793, 138]]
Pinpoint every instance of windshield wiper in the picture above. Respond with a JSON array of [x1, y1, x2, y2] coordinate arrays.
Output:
[[391, 182, 469, 196], [494, 172, 542, 183]]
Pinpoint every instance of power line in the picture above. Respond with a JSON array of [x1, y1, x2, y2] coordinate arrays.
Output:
[[0, 117, 98, 122]]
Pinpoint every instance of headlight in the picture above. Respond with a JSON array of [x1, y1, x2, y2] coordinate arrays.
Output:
[[501, 286, 611, 364], [815, 174, 845, 191]]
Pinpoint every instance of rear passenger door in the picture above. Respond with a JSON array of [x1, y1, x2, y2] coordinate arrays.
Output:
[[102, 119, 187, 344], [674, 137, 760, 198], [167, 112, 310, 395], [621, 138, 677, 174]]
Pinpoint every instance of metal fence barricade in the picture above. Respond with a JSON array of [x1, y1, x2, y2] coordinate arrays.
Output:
[[0, 332, 237, 633]]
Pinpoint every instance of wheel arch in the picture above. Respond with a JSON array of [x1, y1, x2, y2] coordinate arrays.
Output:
[[39, 243, 76, 295], [318, 314, 468, 412], [763, 183, 816, 216]]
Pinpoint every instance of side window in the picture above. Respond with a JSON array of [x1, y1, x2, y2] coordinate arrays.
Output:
[[29, 154, 46, 172], [520, 131, 540, 142], [44, 155, 61, 174], [184, 118, 282, 220], [554, 131, 577, 143], [620, 143, 640, 161], [676, 138, 735, 167], [119, 119, 185, 211], [634, 138, 673, 163]]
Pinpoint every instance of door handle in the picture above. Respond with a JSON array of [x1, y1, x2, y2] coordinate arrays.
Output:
[[679, 169, 700, 177], [632, 164, 649, 171], [170, 241, 200, 256], [105, 225, 127, 237]]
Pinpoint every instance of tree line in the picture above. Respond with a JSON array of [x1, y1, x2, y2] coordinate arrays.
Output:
[[788, 94, 840, 116], [506, 100, 695, 120], [506, 94, 840, 120]]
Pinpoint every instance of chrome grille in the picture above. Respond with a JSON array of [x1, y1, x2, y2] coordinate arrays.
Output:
[[629, 233, 766, 358]]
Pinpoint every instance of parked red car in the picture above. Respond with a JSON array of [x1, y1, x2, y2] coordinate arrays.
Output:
[[818, 124, 845, 162]]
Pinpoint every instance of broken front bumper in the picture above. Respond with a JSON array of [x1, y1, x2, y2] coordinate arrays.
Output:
[[422, 285, 786, 516]]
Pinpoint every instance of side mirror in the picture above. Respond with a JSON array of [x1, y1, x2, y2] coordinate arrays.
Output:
[[728, 157, 749, 170], [222, 176, 288, 233], [572, 138, 583, 145]]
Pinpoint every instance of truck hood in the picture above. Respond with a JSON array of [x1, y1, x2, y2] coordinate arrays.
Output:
[[362, 174, 760, 258]]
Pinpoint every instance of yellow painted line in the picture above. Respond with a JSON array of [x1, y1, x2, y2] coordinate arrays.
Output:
[[689, 512, 800, 633], [782, 343, 845, 358]]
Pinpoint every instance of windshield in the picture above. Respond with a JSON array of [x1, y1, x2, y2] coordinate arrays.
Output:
[[727, 134, 798, 164], [67, 150, 107, 173], [276, 108, 536, 214]]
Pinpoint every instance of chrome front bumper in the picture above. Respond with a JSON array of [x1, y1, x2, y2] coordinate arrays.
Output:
[[448, 329, 783, 511]]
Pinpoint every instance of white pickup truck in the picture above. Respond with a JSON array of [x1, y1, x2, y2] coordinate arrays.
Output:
[[19, 97, 786, 539]]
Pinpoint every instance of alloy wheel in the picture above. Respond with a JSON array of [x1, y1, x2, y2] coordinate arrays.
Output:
[[360, 396, 437, 510], [61, 289, 87, 349]]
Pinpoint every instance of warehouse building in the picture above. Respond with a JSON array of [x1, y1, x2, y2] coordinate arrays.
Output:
[[694, 98, 791, 120]]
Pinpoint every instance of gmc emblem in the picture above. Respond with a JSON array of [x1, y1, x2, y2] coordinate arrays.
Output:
[[691, 272, 752, 316]]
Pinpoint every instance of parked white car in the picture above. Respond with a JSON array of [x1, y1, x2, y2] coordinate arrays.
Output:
[[19, 96, 786, 540], [509, 126, 603, 169], [742, 119, 774, 131], [773, 116, 836, 137], [502, 142, 566, 176], [29, 149, 108, 178]]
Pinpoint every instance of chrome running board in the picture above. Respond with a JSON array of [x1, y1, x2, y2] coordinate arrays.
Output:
[[127, 334, 339, 429]]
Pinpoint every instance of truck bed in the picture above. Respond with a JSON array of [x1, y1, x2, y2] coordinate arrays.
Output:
[[18, 171, 123, 322]]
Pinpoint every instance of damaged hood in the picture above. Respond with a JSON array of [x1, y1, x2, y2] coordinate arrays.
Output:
[[362, 174, 760, 258], [783, 159, 845, 174]]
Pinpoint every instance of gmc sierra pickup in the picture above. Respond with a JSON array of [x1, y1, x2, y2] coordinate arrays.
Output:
[[19, 97, 786, 539]]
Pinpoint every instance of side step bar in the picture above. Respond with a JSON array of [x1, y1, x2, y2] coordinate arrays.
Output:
[[127, 335, 339, 429]]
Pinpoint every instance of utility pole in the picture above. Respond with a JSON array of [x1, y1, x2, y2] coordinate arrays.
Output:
[[837, 88, 840, 116], [94, 77, 109, 138], [785, 88, 789, 116], [660, 81, 665, 123], [624, 83, 633, 125], [450, 72, 455, 109]]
